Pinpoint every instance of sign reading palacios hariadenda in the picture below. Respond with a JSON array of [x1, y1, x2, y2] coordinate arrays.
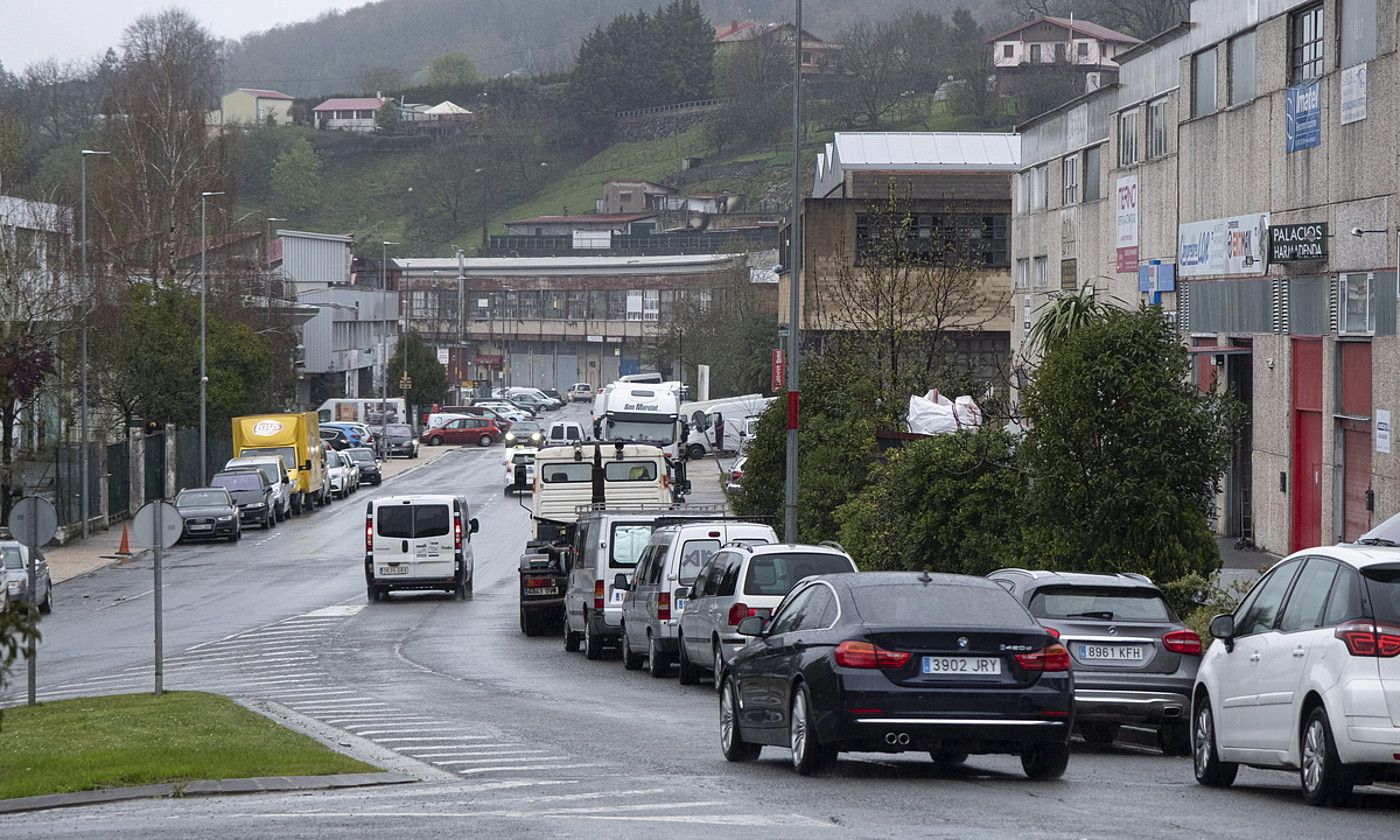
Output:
[[1177, 213, 1270, 278], [1269, 222, 1328, 263]]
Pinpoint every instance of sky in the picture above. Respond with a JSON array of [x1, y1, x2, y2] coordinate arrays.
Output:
[[2, 0, 366, 71]]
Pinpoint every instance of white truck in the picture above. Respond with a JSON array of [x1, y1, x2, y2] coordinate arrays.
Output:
[[317, 398, 408, 426], [679, 394, 774, 461], [591, 380, 685, 459]]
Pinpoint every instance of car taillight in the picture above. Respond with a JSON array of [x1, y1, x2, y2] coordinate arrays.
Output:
[[833, 640, 911, 669], [730, 470, 743, 482], [1043, 627, 1061, 639], [727, 602, 756, 626], [453, 516, 462, 549], [658, 592, 671, 621], [1015, 643, 1071, 672], [1162, 628, 1203, 656], [364, 519, 373, 552], [524, 576, 554, 588], [1335, 621, 1400, 657], [593, 580, 604, 610]]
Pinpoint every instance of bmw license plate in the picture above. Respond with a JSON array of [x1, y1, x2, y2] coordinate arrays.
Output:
[[378, 566, 408, 576], [1078, 644, 1144, 661], [922, 656, 1001, 675]]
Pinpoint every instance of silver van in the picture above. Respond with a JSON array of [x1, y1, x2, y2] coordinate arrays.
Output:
[[364, 495, 479, 602], [617, 521, 776, 678], [678, 542, 857, 688]]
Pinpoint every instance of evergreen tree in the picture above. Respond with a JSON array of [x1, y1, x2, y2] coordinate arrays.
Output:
[[269, 137, 322, 212]]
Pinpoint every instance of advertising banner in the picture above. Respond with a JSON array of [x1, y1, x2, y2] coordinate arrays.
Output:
[[1341, 64, 1368, 125], [1269, 222, 1328, 262], [1115, 175, 1139, 273], [1285, 79, 1322, 152], [1178, 214, 1270, 278]]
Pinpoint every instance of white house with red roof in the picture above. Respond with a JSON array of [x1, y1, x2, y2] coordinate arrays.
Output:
[[216, 88, 294, 126], [988, 15, 1139, 92], [312, 96, 389, 132]]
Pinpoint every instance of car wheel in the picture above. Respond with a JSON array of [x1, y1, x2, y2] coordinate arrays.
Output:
[[563, 620, 582, 652], [1158, 720, 1191, 757], [38, 586, 52, 615], [504, 485, 512, 496], [583, 616, 604, 660], [478, 435, 494, 447], [1301, 706, 1353, 806], [466, 572, 473, 596], [232, 527, 241, 543], [790, 683, 834, 775], [1192, 698, 1238, 787], [1021, 740, 1070, 780], [621, 626, 644, 670], [712, 641, 727, 692], [677, 639, 700, 685], [265, 512, 275, 530], [366, 584, 380, 603], [686, 443, 706, 461], [455, 579, 468, 600], [930, 750, 969, 766], [647, 633, 670, 678], [1079, 722, 1119, 748], [428, 436, 442, 446], [721, 677, 761, 762]]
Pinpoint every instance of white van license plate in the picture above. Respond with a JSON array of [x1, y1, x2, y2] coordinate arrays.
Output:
[[379, 566, 408, 576], [922, 656, 1002, 675]]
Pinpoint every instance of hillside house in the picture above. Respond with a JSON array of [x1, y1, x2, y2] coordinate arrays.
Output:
[[989, 15, 1139, 93], [713, 19, 840, 75], [216, 88, 293, 126], [312, 97, 388, 132]]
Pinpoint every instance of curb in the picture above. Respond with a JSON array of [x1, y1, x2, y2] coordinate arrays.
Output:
[[0, 772, 415, 815]]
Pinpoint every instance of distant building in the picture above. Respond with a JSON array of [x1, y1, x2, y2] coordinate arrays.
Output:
[[275, 229, 355, 291], [504, 213, 660, 246], [989, 15, 1139, 93], [311, 97, 388, 132], [598, 180, 741, 216], [216, 88, 294, 126], [296, 287, 398, 405], [713, 19, 840, 75]]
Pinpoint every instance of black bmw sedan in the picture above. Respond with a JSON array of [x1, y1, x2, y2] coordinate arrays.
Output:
[[720, 571, 1074, 778]]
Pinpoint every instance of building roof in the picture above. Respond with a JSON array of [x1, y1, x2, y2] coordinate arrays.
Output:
[[236, 88, 293, 101], [988, 15, 1140, 45], [814, 132, 1022, 197], [0, 195, 70, 231], [714, 20, 825, 44], [425, 100, 471, 115], [312, 97, 386, 112], [605, 179, 674, 192], [392, 253, 742, 277], [277, 229, 355, 244], [506, 212, 658, 226]]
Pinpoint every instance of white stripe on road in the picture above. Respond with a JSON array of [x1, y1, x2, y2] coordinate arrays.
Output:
[[303, 605, 366, 617], [373, 736, 493, 743], [432, 754, 555, 765], [456, 763, 600, 775]]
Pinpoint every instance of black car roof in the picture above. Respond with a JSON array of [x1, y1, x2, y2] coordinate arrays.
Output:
[[822, 571, 1001, 590]]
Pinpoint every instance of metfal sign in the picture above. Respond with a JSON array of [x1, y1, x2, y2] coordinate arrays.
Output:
[[1177, 213, 1269, 278], [1269, 222, 1328, 262]]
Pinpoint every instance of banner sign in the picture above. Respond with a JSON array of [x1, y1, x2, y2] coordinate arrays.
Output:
[[1178, 214, 1270, 278], [1285, 80, 1322, 153], [1270, 222, 1328, 262], [1137, 262, 1176, 294], [1341, 64, 1368, 125], [1115, 175, 1139, 273]]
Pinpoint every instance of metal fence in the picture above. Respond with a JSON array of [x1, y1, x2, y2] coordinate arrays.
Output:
[[174, 429, 233, 492], [107, 441, 130, 519], [144, 432, 165, 501]]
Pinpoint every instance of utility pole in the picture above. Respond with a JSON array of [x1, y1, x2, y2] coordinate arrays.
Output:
[[455, 246, 466, 402], [381, 242, 398, 437], [78, 149, 110, 539], [783, 0, 804, 543], [199, 191, 225, 486]]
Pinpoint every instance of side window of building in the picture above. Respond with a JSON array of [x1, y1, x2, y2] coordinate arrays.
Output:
[[1147, 97, 1169, 157], [1061, 155, 1079, 205], [1032, 255, 1047, 288], [1032, 164, 1048, 210], [1015, 258, 1029, 290], [1289, 3, 1324, 83], [1228, 31, 1257, 105], [1192, 48, 1217, 118], [1083, 145, 1102, 202], [1339, 0, 1378, 68], [1117, 109, 1138, 167]]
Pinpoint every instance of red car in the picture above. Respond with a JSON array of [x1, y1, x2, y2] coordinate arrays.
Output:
[[420, 417, 500, 447]]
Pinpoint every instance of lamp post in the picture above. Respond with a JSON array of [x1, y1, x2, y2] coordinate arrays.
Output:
[[454, 246, 466, 400], [380, 242, 398, 434], [783, 0, 803, 543], [78, 149, 110, 538], [199, 190, 225, 487]]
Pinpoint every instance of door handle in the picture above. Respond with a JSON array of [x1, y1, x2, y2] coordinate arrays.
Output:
[[401, 539, 409, 553], [1249, 652, 1261, 662], [1292, 647, 1306, 658]]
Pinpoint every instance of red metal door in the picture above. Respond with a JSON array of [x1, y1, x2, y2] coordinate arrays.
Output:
[[1291, 339, 1323, 552], [1339, 341, 1373, 541]]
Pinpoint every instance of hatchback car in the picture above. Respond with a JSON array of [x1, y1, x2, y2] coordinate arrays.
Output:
[[2, 541, 53, 614], [681, 542, 858, 688], [380, 423, 419, 459], [325, 448, 357, 499], [421, 416, 500, 447], [209, 469, 276, 530], [1193, 519, 1400, 806], [175, 487, 241, 542], [344, 447, 382, 485], [721, 571, 1074, 777], [989, 568, 1200, 754], [319, 426, 353, 451], [505, 420, 545, 448]]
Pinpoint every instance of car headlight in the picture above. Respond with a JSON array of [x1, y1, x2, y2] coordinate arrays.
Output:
[[7, 581, 20, 594], [217, 515, 233, 521]]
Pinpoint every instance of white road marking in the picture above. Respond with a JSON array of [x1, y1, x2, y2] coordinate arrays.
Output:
[[492, 788, 668, 804], [374, 736, 493, 743], [303, 605, 366, 617], [456, 763, 600, 775], [430, 753, 554, 764]]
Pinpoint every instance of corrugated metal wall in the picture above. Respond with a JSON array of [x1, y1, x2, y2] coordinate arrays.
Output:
[[1188, 279, 1275, 334], [281, 235, 351, 288]]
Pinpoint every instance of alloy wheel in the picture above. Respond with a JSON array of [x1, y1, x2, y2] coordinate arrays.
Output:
[[721, 682, 737, 751], [790, 692, 808, 765], [1194, 706, 1211, 774], [1302, 718, 1324, 793]]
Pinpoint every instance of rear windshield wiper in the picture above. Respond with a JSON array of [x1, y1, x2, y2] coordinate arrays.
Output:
[[1355, 537, 1399, 547], [1064, 611, 1115, 620]]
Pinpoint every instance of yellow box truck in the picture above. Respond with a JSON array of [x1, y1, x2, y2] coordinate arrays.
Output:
[[231, 413, 327, 515]]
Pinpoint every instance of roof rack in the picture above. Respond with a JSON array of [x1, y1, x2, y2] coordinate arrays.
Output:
[[574, 503, 728, 516], [819, 540, 846, 552]]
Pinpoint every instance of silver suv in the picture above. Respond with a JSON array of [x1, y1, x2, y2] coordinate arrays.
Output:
[[988, 568, 1202, 755], [678, 542, 856, 689]]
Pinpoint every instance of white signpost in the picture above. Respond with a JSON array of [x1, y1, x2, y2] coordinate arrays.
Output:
[[132, 500, 181, 695], [10, 496, 57, 705]]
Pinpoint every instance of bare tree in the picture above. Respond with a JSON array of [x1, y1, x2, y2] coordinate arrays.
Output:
[[835, 20, 908, 129]]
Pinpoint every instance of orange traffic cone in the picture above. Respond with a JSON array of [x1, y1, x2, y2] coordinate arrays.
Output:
[[116, 523, 132, 558]]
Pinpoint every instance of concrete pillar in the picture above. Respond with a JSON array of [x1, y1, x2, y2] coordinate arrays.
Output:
[[164, 423, 177, 499], [96, 441, 110, 529], [129, 428, 144, 517]]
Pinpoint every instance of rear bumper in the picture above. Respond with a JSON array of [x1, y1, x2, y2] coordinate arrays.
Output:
[[827, 715, 1072, 753], [373, 576, 459, 591], [1074, 688, 1191, 724], [587, 609, 624, 640], [1341, 718, 1400, 764]]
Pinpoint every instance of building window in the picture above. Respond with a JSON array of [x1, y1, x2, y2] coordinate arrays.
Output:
[[1003, 44, 1014, 59], [1054, 43, 1066, 63], [1339, 0, 1377, 68], [1146, 97, 1169, 158], [1340, 273, 1375, 334], [855, 213, 1009, 267], [1031, 165, 1048, 210], [1032, 256, 1047, 288], [625, 290, 643, 321], [642, 290, 659, 321], [1015, 258, 1029, 289], [1290, 3, 1324, 83], [1014, 173, 1029, 214], [1083, 145, 1103, 202], [1117, 109, 1138, 167], [1228, 31, 1257, 104], [1030, 44, 1042, 62], [1062, 155, 1079, 205], [1077, 41, 1089, 58], [1192, 48, 1217, 117]]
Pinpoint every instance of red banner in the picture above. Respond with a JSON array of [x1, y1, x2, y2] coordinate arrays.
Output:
[[771, 349, 786, 394]]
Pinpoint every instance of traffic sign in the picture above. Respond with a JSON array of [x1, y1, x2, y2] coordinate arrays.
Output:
[[9, 496, 58, 547], [131, 501, 182, 551]]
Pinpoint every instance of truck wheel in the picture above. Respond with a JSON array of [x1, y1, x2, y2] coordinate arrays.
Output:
[[687, 443, 706, 461]]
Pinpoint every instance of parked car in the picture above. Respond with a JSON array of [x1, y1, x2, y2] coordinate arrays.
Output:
[[474, 399, 536, 421], [344, 447, 382, 485], [721, 571, 1074, 778], [725, 457, 747, 494], [505, 448, 537, 495], [323, 421, 373, 448], [379, 423, 419, 459], [223, 456, 292, 521], [1192, 516, 1400, 806], [569, 383, 593, 402], [450, 405, 515, 431], [504, 420, 545, 448], [210, 469, 277, 530], [545, 420, 588, 444], [681, 542, 858, 688], [1, 541, 52, 614], [175, 487, 242, 542], [319, 426, 354, 451], [988, 568, 1200, 754], [364, 494, 479, 601], [617, 520, 777, 678], [324, 449, 357, 499], [422, 416, 500, 447]]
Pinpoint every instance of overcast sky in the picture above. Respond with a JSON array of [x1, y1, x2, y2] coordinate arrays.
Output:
[[3, 0, 365, 71]]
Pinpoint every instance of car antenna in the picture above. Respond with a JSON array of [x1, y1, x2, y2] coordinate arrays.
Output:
[[917, 570, 932, 585]]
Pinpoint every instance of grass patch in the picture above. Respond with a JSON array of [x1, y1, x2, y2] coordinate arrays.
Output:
[[0, 692, 374, 800]]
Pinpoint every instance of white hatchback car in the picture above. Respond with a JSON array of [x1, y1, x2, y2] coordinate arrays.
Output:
[[1192, 521, 1400, 806]]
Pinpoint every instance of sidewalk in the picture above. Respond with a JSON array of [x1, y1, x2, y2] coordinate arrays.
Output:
[[1217, 535, 1278, 590]]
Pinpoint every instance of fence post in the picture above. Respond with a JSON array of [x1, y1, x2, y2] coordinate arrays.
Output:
[[164, 423, 177, 499], [97, 441, 110, 530], [129, 429, 144, 517]]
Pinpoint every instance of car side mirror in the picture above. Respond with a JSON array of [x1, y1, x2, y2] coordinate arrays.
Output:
[[736, 616, 765, 637], [283, 476, 290, 484], [1209, 613, 1235, 649], [613, 573, 630, 591], [303, 460, 312, 471], [469, 518, 480, 534]]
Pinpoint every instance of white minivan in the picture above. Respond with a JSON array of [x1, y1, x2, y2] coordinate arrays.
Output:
[[364, 495, 479, 602]]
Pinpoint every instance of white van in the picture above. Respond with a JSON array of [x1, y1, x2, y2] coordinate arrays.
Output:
[[680, 394, 774, 460], [364, 495, 479, 602], [545, 420, 588, 444]]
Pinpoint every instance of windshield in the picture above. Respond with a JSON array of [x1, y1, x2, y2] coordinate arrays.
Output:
[[384, 424, 412, 438], [511, 422, 541, 434], [511, 453, 536, 465], [605, 417, 676, 445], [2, 546, 24, 570], [346, 448, 375, 464], [744, 553, 858, 596], [211, 473, 262, 492], [239, 447, 297, 469], [1029, 587, 1173, 622], [178, 489, 230, 507]]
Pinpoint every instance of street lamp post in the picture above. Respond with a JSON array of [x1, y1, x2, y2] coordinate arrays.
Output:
[[199, 190, 225, 487], [454, 246, 466, 400], [78, 149, 110, 538], [783, 0, 803, 543], [380, 242, 398, 439]]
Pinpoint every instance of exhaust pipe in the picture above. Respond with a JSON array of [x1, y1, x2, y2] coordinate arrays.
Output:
[[884, 732, 911, 746]]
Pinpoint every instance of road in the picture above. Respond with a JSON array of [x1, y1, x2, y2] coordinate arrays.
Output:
[[4, 404, 1398, 838]]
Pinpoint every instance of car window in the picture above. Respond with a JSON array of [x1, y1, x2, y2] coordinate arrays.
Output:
[[692, 558, 718, 597], [178, 490, 230, 506], [767, 586, 817, 635], [794, 586, 835, 631], [1279, 557, 1340, 632], [1323, 566, 1365, 625], [414, 505, 451, 538], [2, 546, 26, 569], [1235, 561, 1301, 637], [607, 462, 658, 482], [212, 473, 262, 491], [677, 539, 720, 585], [610, 523, 654, 567], [743, 552, 858, 596], [719, 555, 743, 597], [543, 463, 593, 483], [377, 506, 413, 539], [850, 582, 1035, 627], [1028, 587, 1172, 622], [1362, 564, 1400, 625]]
